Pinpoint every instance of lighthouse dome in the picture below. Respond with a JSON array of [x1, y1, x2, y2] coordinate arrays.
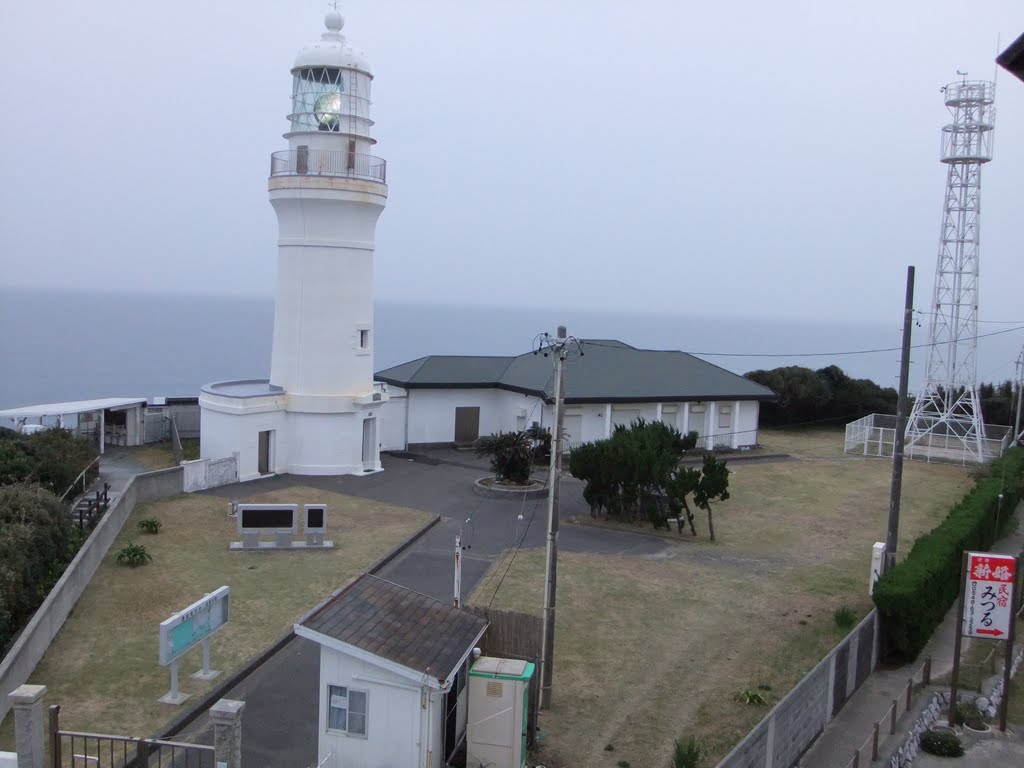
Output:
[[293, 11, 372, 75]]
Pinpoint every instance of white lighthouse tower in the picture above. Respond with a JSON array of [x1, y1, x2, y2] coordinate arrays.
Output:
[[199, 9, 388, 480]]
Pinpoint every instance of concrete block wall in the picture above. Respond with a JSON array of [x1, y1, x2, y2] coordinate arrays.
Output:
[[0, 468, 183, 726], [716, 611, 878, 768]]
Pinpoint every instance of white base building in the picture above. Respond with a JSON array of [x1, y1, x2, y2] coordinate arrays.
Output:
[[375, 339, 776, 452]]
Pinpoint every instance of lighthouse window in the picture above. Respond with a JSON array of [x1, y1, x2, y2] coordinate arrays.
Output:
[[359, 329, 370, 350]]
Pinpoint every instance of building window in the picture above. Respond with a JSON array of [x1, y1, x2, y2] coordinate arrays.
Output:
[[327, 685, 368, 737], [359, 329, 370, 350], [718, 405, 732, 429]]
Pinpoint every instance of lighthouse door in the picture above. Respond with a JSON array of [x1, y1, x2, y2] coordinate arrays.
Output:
[[362, 417, 377, 470]]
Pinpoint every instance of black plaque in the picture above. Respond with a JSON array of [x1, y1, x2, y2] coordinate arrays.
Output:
[[306, 506, 326, 529], [241, 507, 294, 530]]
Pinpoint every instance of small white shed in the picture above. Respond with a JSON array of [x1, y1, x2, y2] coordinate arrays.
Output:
[[295, 574, 489, 768]]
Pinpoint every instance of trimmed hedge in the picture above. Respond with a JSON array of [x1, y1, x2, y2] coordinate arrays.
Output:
[[873, 448, 1024, 661]]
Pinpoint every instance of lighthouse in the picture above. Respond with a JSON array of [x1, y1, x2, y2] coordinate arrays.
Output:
[[199, 9, 388, 480]]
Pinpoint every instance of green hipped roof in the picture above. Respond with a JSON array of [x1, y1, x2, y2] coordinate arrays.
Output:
[[375, 340, 776, 404]]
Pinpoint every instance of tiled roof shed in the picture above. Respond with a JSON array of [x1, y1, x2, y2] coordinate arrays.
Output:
[[376, 339, 776, 404], [297, 574, 488, 688]]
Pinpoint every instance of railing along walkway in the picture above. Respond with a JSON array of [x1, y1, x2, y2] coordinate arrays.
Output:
[[50, 705, 214, 768]]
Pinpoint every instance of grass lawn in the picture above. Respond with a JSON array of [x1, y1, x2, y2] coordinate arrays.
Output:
[[0, 485, 431, 746], [473, 426, 973, 767]]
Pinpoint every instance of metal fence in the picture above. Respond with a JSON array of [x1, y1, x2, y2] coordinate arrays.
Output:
[[50, 706, 214, 768], [844, 413, 1011, 465]]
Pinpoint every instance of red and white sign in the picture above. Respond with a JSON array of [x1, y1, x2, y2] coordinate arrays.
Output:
[[962, 552, 1016, 639]]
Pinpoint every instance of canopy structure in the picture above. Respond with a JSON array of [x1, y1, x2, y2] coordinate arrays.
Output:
[[0, 397, 147, 453]]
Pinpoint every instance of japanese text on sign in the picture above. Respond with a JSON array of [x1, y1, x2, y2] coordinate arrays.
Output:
[[962, 553, 1016, 639]]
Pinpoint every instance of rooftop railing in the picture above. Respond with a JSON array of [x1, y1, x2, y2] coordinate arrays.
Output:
[[269, 149, 386, 183]]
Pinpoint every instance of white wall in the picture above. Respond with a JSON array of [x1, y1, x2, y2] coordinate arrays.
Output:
[[319, 646, 433, 768], [734, 400, 761, 448], [200, 406, 287, 482], [379, 387, 407, 451], [405, 389, 541, 446]]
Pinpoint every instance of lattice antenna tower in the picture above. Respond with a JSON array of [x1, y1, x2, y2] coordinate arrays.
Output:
[[906, 73, 995, 461]]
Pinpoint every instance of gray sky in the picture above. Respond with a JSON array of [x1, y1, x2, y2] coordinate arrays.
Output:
[[2, 1, 1023, 330]]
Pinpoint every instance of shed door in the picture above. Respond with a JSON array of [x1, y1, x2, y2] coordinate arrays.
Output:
[[454, 407, 480, 446]]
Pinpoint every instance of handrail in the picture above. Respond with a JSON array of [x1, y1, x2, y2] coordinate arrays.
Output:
[[60, 456, 100, 502], [269, 149, 386, 183]]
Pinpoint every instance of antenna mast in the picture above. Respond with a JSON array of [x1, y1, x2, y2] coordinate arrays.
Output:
[[906, 75, 996, 462]]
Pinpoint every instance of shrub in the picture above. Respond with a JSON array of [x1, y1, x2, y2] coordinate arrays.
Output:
[[873, 448, 1024, 661], [735, 688, 768, 705], [116, 541, 152, 567], [918, 729, 964, 756], [0, 428, 97, 495], [955, 700, 985, 730], [137, 517, 162, 534], [833, 606, 856, 630], [474, 431, 535, 484], [671, 737, 703, 768]]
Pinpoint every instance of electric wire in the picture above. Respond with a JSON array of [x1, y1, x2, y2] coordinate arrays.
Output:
[[581, 324, 1024, 359]]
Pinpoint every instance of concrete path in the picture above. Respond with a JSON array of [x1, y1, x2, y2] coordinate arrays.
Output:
[[799, 515, 1024, 768]]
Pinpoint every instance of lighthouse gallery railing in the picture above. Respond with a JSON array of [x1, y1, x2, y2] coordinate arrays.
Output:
[[269, 149, 386, 183]]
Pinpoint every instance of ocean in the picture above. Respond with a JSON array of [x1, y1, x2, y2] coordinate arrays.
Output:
[[1, 287, 1019, 413]]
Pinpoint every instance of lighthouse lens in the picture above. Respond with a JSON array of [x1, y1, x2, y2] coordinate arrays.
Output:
[[314, 91, 342, 130]]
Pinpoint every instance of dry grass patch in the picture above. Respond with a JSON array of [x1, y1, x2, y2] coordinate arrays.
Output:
[[471, 550, 847, 767], [478, 432, 971, 767], [0, 486, 430, 745]]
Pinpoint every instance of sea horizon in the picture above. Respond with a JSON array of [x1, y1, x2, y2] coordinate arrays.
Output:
[[1, 285, 1019, 413]]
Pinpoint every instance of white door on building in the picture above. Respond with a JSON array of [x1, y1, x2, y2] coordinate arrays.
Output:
[[562, 411, 583, 452]]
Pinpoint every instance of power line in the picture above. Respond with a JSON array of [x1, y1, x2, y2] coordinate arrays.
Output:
[[583, 324, 1024, 359]]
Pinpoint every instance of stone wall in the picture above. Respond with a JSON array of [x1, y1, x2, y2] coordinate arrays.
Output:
[[716, 611, 879, 768], [0, 467, 183, 725]]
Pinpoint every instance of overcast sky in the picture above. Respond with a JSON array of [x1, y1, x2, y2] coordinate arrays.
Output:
[[2, 1, 1023, 330]]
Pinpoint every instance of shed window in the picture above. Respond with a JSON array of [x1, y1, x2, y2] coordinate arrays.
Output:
[[327, 685, 368, 736]]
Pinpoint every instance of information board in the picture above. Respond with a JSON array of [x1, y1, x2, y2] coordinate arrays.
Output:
[[159, 586, 230, 666], [962, 552, 1017, 639]]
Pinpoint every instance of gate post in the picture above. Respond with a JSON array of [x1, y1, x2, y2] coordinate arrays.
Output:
[[210, 699, 245, 768], [9, 685, 46, 768]]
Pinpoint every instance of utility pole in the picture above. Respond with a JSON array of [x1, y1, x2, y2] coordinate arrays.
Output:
[[454, 534, 462, 608], [1014, 346, 1024, 444], [885, 266, 915, 572], [536, 326, 580, 709]]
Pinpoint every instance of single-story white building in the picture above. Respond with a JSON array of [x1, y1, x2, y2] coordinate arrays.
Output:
[[295, 573, 489, 768], [375, 339, 777, 452]]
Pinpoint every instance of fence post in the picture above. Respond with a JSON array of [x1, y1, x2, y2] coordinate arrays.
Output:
[[890, 699, 897, 734], [923, 656, 932, 686], [905, 678, 912, 711], [48, 705, 61, 768], [10, 684, 47, 768], [852, 749, 860, 768], [210, 699, 245, 768], [871, 722, 879, 759]]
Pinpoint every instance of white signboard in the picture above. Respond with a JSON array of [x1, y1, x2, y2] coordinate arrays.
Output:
[[159, 586, 231, 666], [962, 552, 1016, 639]]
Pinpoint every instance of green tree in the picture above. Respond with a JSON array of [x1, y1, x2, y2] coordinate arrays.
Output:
[[0, 483, 75, 650], [692, 454, 731, 542], [568, 419, 731, 539]]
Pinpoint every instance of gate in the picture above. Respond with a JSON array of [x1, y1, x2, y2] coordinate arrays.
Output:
[[50, 706, 215, 768]]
